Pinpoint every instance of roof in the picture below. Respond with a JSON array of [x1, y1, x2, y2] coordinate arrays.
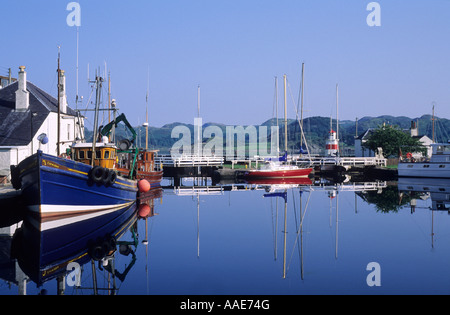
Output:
[[0, 81, 77, 146], [356, 128, 375, 140]]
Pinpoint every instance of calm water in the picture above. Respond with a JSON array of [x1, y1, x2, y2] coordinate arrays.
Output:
[[1, 177, 450, 296]]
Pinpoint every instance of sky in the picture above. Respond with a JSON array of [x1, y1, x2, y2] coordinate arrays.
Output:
[[2, 0, 450, 129]]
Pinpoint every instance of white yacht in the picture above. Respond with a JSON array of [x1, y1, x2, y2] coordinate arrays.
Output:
[[398, 142, 450, 178]]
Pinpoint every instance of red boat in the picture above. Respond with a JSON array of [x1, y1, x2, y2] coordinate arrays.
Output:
[[246, 176, 312, 186], [243, 163, 313, 180]]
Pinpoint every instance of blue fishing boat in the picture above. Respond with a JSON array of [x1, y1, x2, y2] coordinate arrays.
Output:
[[14, 149, 138, 219], [11, 74, 139, 218]]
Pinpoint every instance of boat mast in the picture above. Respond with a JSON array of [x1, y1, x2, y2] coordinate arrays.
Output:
[[274, 76, 279, 155], [76, 26, 79, 110], [197, 85, 201, 158], [145, 69, 150, 150], [432, 103, 435, 143], [108, 72, 112, 141], [284, 75, 288, 154], [91, 74, 103, 166], [300, 63, 304, 155], [336, 84, 339, 157], [57, 46, 61, 156]]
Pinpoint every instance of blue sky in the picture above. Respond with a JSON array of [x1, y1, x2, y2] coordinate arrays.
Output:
[[2, 0, 450, 128]]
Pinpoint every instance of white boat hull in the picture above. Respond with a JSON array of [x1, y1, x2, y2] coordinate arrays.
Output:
[[398, 162, 450, 178]]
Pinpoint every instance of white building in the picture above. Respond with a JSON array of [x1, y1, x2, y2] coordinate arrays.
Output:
[[0, 66, 84, 182], [354, 128, 376, 157], [354, 121, 433, 158]]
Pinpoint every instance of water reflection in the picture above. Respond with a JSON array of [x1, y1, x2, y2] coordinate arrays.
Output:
[[398, 177, 450, 249], [259, 178, 390, 281], [3, 176, 450, 294], [398, 177, 450, 212], [0, 187, 162, 295]]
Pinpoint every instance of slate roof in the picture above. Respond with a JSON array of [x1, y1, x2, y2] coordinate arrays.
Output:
[[0, 81, 77, 146], [356, 128, 375, 141]]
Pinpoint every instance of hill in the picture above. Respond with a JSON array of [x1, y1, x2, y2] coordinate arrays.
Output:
[[105, 115, 450, 155]]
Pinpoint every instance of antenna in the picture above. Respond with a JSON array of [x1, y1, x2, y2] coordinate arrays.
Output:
[[76, 26, 79, 109]]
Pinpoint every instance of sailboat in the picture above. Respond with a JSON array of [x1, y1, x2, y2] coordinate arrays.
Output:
[[11, 70, 139, 219], [130, 73, 163, 184], [244, 75, 313, 181]]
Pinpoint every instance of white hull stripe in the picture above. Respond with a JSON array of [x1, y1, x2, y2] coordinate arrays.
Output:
[[39, 202, 134, 214]]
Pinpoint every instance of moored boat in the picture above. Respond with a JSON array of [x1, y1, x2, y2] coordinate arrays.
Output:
[[117, 149, 163, 187], [398, 142, 450, 178], [244, 162, 313, 180], [244, 74, 313, 182], [11, 74, 139, 218], [12, 147, 138, 219]]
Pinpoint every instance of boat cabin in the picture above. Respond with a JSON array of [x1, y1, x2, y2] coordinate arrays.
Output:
[[71, 142, 117, 169], [430, 143, 450, 163], [136, 150, 158, 173]]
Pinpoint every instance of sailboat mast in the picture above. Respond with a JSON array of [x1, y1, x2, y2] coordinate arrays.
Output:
[[300, 63, 304, 153], [197, 85, 201, 158], [146, 69, 150, 150], [336, 84, 339, 157], [284, 75, 288, 154], [274, 77, 279, 155]]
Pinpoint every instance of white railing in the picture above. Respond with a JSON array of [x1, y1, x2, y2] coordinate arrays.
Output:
[[294, 156, 387, 167], [172, 186, 224, 196], [155, 154, 224, 167]]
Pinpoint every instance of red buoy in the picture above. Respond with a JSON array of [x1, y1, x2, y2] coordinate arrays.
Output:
[[138, 179, 150, 193], [138, 204, 151, 218]]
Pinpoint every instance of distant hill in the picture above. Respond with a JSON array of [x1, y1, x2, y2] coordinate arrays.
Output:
[[102, 115, 450, 155]]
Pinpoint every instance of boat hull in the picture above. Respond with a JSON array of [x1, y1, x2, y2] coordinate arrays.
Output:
[[13, 202, 138, 286], [15, 151, 138, 218], [244, 167, 313, 179], [117, 168, 163, 186], [246, 177, 312, 186], [398, 162, 450, 178]]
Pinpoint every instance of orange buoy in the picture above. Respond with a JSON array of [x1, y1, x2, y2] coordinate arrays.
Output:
[[138, 179, 150, 193], [138, 204, 151, 218]]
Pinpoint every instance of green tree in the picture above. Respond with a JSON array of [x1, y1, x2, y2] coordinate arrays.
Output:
[[362, 125, 426, 158]]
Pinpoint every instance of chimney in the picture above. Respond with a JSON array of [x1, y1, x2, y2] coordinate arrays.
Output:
[[59, 70, 67, 113], [411, 120, 418, 137], [15, 66, 29, 111]]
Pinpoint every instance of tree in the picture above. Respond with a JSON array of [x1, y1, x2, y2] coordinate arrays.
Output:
[[362, 125, 426, 158]]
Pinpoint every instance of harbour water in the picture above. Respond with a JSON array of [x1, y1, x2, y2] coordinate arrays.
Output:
[[1, 177, 450, 296]]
